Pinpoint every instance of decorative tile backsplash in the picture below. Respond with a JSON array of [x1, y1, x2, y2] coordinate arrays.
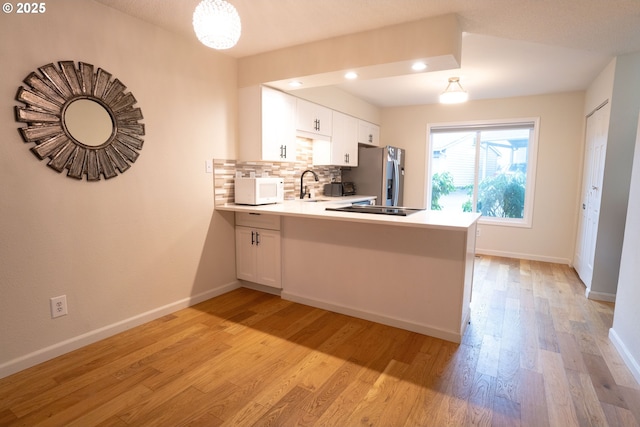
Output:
[[214, 138, 342, 205]]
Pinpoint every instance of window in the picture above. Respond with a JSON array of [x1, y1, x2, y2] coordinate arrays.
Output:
[[427, 118, 539, 227]]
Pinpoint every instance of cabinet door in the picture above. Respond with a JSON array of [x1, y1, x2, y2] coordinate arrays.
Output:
[[262, 87, 297, 161], [255, 229, 282, 288], [235, 227, 257, 282], [358, 121, 380, 146], [331, 111, 358, 166], [296, 98, 332, 137]]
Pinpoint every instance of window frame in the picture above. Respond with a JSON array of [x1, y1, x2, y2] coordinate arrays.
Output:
[[426, 117, 540, 228]]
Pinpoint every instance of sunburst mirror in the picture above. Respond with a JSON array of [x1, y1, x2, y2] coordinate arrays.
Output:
[[15, 61, 145, 181]]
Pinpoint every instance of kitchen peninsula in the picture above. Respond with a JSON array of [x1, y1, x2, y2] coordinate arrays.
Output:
[[217, 199, 480, 343]]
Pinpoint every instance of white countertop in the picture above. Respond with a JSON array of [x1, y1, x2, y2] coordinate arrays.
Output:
[[216, 196, 481, 231]]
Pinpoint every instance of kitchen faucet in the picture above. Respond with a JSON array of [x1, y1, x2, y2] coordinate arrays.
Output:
[[300, 169, 319, 199]]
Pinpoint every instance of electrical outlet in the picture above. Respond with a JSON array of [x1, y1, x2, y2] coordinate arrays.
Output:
[[476, 228, 481, 237], [50, 295, 68, 318], [205, 159, 213, 173]]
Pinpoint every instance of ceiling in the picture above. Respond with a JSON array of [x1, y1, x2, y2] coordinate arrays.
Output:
[[95, 0, 640, 106]]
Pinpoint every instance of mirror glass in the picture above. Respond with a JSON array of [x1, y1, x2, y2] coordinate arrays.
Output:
[[64, 99, 114, 146]]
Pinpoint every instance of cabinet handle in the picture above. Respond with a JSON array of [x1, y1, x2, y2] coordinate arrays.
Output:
[[283, 145, 287, 159], [255, 231, 260, 246], [369, 134, 373, 143], [314, 118, 320, 131], [251, 231, 255, 245]]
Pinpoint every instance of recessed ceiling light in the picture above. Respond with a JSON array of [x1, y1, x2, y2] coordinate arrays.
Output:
[[344, 71, 358, 80], [288, 80, 303, 87], [411, 62, 427, 71]]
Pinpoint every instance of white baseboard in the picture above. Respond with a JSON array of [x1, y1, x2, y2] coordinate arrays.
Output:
[[585, 288, 617, 302], [475, 248, 571, 265], [281, 291, 464, 343], [0, 281, 241, 380], [608, 328, 640, 385], [239, 280, 282, 296]]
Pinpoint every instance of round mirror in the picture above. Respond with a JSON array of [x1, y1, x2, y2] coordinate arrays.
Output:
[[63, 98, 114, 147], [15, 61, 145, 181]]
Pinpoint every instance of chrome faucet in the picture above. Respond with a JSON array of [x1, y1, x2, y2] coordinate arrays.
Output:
[[300, 169, 319, 199]]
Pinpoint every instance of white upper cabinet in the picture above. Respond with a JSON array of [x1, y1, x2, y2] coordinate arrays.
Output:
[[296, 98, 333, 138], [313, 111, 358, 167], [358, 120, 380, 146], [239, 85, 297, 162]]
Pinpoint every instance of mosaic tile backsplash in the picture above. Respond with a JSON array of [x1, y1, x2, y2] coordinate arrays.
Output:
[[214, 138, 343, 205]]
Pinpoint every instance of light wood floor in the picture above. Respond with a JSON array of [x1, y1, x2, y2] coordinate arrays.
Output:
[[1, 256, 639, 426]]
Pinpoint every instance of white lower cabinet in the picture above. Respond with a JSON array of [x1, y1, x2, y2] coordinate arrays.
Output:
[[235, 213, 281, 288]]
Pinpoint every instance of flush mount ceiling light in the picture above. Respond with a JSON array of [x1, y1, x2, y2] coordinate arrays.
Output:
[[192, 0, 241, 50], [439, 77, 468, 104], [344, 71, 358, 80]]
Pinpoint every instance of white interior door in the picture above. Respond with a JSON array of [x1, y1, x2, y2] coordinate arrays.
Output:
[[574, 102, 609, 288]]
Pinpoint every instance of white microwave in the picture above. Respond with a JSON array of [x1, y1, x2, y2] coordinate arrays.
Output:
[[234, 177, 284, 205]]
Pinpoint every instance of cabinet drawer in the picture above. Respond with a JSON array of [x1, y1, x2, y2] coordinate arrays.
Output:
[[235, 212, 281, 230]]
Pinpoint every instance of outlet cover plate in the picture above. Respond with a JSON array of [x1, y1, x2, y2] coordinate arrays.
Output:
[[50, 295, 68, 318]]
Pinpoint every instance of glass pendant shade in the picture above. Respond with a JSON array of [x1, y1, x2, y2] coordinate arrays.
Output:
[[439, 77, 469, 104], [193, 0, 241, 50]]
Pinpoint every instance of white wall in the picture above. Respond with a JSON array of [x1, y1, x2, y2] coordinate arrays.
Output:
[[381, 92, 585, 263], [610, 114, 640, 384], [590, 52, 640, 298], [0, 0, 238, 377]]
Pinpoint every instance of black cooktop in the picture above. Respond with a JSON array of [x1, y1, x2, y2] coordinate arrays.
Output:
[[325, 205, 424, 216]]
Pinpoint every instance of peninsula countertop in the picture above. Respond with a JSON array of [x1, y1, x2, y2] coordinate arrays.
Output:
[[216, 197, 481, 231]]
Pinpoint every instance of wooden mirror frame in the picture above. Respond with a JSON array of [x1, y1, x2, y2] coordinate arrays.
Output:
[[15, 61, 145, 181]]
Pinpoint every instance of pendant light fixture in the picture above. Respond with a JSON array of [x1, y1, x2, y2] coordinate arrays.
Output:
[[192, 0, 241, 50], [439, 77, 468, 104]]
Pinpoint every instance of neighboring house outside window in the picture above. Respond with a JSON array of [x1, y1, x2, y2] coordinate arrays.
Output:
[[427, 118, 540, 228]]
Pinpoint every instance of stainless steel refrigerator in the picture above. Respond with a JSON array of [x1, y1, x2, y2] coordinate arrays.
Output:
[[342, 146, 405, 206]]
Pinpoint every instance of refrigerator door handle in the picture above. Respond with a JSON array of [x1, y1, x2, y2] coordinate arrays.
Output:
[[392, 159, 400, 205]]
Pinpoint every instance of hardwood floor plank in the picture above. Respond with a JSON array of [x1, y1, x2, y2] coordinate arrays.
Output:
[[66, 384, 153, 427], [252, 385, 312, 427], [491, 395, 521, 427], [311, 366, 374, 426], [619, 384, 640, 424], [476, 334, 501, 378], [342, 359, 409, 427], [239, 321, 362, 412], [1, 256, 638, 426], [299, 358, 361, 419], [519, 368, 550, 427], [18, 367, 159, 427], [496, 347, 520, 403], [428, 343, 479, 426], [595, 334, 640, 391], [540, 349, 580, 427], [557, 331, 588, 373], [467, 372, 496, 426], [565, 368, 609, 427], [602, 402, 640, 427], [583, 352, 629, 409], [535, 298, 560, 352]]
